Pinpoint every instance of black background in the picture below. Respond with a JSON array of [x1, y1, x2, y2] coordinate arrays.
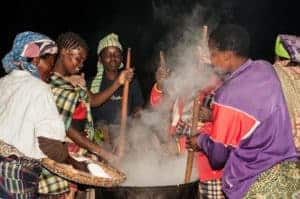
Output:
[[1, 0, 299, 100]]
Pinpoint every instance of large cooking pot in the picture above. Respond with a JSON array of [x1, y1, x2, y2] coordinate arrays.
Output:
[[95, 181, 199, 199]]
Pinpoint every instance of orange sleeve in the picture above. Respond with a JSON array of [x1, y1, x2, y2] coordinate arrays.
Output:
[[150, 83, 163, 107]]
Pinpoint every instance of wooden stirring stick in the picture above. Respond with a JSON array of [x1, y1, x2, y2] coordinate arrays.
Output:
[[184, 25, 208, 183], [116, 48, 131, 158]]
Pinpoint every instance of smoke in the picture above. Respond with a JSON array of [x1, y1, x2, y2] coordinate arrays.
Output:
[[111, 1, 220, 187], [151, 1, 220, 100], [117, 109, 199, 186]]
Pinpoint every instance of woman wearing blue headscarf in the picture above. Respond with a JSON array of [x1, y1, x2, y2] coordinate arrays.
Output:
[[2, 31, 58, 81], [0, 31, 86, 199]]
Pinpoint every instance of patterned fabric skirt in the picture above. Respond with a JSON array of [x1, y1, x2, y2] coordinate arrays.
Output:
[[244, 161, 300, 199], [199, 179, 225, 199], [38, 168, 70, 196], [274, 65, 300, 150], [0, 155, 42, 199]]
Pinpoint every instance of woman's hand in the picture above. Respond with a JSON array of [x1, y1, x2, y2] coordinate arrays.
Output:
[[197, 46, 211, 64], [198, 106, 212, 122], [185, 134, 201, 152], [66, 156, 89, 173], [65, 73, 86, 88], [155, 65, 170, 90], [118, 68, 134, 85]]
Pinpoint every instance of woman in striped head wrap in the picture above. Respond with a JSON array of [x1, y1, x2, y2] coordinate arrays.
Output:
[[90, 33, 144, 125]]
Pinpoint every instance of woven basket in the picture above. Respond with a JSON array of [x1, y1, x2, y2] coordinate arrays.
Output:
[[0, 139, 24, 157], [41, 155, 126, 187]]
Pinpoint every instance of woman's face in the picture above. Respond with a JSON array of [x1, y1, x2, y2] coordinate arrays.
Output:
[[36, 54, 56, 82], [62, 47, 87, 75], [99, 46, 122, 72], [208, 40, 231, 76]]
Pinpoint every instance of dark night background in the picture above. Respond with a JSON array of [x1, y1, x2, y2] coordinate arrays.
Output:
[[1, 0, 299, 101]]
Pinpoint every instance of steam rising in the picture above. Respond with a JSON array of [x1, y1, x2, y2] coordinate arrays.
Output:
[[111, 1, 218, 187]]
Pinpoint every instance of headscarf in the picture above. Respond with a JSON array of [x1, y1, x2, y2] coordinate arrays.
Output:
[[275, 34, 300, 64], [2, 31, 58, 78], [90, 33, 123, 93]]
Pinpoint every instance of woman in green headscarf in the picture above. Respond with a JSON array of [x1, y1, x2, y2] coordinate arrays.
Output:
[[274, 34, 300, 151], [90, 33, 144, 125]]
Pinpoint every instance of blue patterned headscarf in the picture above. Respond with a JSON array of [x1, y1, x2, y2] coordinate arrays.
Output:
[[2, 31, 58, 78]]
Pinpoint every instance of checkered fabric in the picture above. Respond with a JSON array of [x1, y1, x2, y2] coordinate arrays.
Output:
[[0, 155, 42, 199], [38, 169, 69, 195], [199, 179, 225, 199], [49, 73, 98, 142]]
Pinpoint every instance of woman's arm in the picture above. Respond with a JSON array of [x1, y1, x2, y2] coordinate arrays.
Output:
[[88, 80, 121, 107], [198, 134, 234, 170], [66, 126, 117, 162], [88, 68, 133, 107]]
